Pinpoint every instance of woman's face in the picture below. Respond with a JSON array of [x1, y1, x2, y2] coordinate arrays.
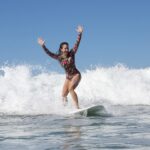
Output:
[[61, 44, 69, 53]]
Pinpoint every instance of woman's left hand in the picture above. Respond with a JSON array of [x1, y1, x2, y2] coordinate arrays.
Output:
[[76, 25, 83, 34]]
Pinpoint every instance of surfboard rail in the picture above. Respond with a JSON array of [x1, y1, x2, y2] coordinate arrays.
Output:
[[69, 105, 104, 116]]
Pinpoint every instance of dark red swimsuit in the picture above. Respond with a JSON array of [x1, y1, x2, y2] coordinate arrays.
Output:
[[42, 33, 82, 79]]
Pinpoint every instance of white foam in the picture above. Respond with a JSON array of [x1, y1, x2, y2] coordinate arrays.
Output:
[[0, 64, 150, 115]]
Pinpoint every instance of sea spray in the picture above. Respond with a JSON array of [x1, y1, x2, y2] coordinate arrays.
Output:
[[0, 65, 64, 115], [79, 64, 150, 106], [0, 64, 150, 115]]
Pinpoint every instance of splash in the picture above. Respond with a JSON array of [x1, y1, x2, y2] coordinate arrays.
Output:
[[0, 64, 150, 115]]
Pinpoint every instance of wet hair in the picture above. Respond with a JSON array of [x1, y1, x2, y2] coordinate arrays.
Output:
[[58, 42, 69, 54]]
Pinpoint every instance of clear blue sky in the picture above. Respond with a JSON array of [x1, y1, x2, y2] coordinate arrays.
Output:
[[0, 0, 150, 71]]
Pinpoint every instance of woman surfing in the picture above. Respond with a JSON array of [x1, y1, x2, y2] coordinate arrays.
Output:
[[38, 25, 83, 109]]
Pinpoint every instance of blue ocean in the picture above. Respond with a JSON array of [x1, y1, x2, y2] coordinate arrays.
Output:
[[0, 64, 150, 149]]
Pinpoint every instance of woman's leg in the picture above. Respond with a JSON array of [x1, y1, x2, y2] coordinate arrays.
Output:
[[68, 74, 81, 109], [62, 79, 69, 106]]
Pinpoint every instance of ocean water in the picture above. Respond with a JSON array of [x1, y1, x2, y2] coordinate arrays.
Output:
[[0, 64, 150, 149]]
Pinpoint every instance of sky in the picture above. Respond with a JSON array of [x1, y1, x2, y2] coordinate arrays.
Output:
[[0, 0, 150, 71]]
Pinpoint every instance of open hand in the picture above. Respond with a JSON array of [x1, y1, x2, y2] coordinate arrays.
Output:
[[76, 25, 83, 34], [38, 37, 45, 46]]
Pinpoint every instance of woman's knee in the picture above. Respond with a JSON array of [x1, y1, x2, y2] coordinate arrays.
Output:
[[68, 87, 74, 92], [62, 80, 69, 97], [62, 86, 69, 97], [62, 90, 68, 97]]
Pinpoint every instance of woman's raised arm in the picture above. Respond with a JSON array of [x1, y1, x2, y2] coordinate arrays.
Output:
[[38, 37, 58, 60], [72, 25, 83, 54]]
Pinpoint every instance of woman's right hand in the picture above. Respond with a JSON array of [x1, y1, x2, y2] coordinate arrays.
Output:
[[38, 37, 45, 46]]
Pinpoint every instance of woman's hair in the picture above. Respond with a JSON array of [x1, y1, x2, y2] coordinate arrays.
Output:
[[58, 42, 69, 54]]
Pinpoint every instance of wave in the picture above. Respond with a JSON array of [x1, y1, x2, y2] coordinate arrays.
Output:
[[0, 64, 150, 115]]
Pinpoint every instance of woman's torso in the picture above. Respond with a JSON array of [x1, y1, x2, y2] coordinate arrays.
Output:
[[58, 50, 80, 79]]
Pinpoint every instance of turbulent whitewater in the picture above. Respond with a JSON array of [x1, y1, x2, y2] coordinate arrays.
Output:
[[0, 64, 150, 115]]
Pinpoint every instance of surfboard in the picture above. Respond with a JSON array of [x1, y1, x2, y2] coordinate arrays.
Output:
[[69, 105, 104, 116]]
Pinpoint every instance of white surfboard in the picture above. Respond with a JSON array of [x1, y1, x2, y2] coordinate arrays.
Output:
[[69, 105, 104, 116]]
